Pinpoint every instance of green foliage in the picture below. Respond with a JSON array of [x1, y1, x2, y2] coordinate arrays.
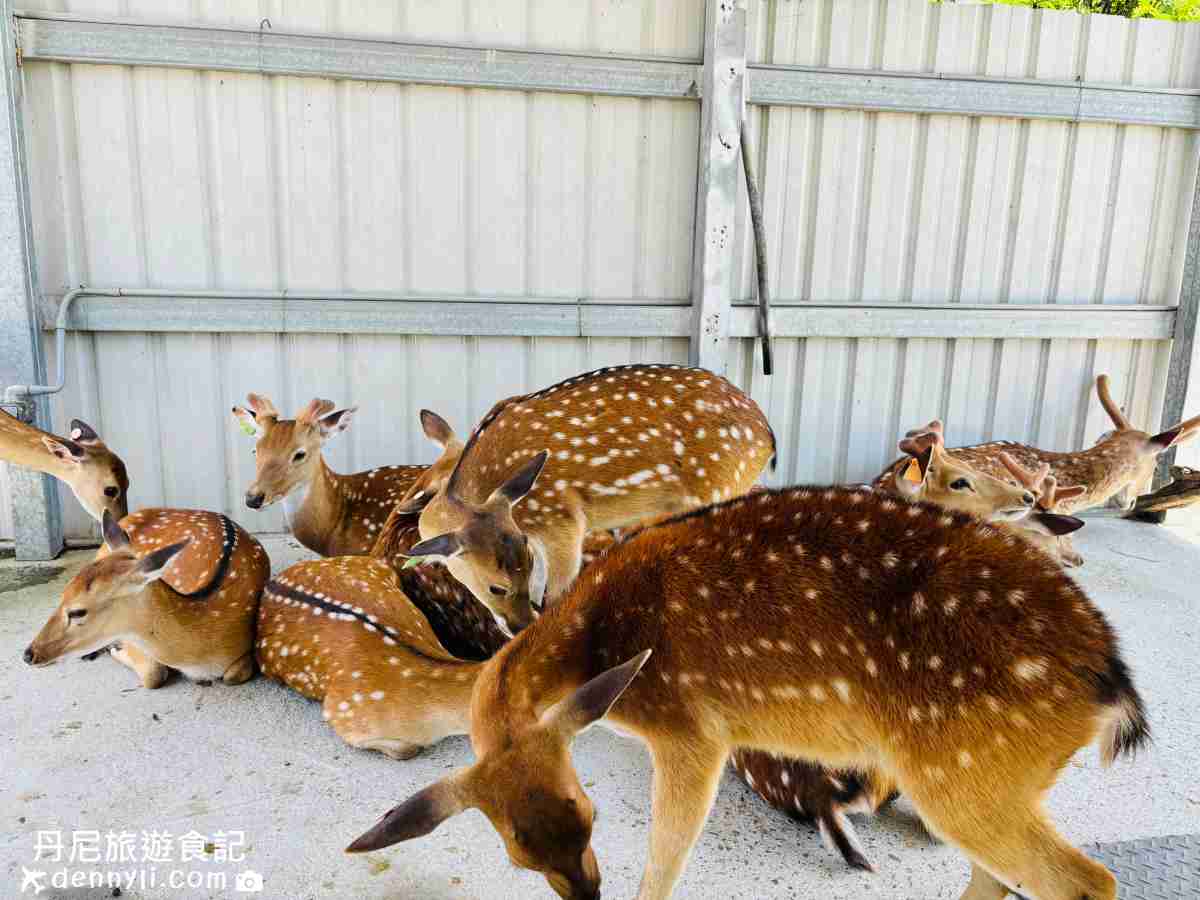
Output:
[[938, 0, 1200, 21]]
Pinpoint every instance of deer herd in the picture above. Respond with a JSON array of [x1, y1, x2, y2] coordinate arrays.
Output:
[[9, 363, 1199, 900]]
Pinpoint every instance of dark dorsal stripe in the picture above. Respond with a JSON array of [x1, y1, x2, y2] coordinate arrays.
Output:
[[178, 514, 238, 601]]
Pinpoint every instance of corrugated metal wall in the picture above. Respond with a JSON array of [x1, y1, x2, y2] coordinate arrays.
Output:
[[2, 0, 1198, 539], [731, 0, 1198, 486]]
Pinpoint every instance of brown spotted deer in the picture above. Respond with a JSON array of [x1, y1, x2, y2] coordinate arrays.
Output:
[[727, 427, 1090, 873], [909, 375, 1200, 515], [257, 555, 481, 759], [24, 508, 269, 688], [348, 486, 1147, 900], [232, 394, 436, 556], [405, 364, 775, 634], [0, 409, 129, 522]]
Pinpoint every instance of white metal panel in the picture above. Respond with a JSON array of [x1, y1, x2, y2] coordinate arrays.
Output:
[[732, 1, 1197, 486]]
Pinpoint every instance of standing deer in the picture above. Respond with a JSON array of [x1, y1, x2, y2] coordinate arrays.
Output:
[[232, 394, 438, 557], [0, 409, 129, 522], [348, 486, 1147, 900], [24, 508, 269, 688], [731, 427, 1088, 872], [405, 364, 776, 634]]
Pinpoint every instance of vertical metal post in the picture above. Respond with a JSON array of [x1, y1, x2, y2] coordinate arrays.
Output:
[[0, 2, 62, 559], [1156, 145, 1200, 490], [688, 0, 747, 375]]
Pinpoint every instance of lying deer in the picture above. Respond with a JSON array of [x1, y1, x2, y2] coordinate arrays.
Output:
[[0, 409, 129, 522], [24, 508, 269, 688], [233, 394, 438, 557], [260, 507, 626, 755], [406, 364, 776, 634], [908, 375, 1200, 515], [349, 486, 1147, 900]]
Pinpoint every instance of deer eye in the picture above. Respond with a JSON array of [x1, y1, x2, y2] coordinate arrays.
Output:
[[292, 450, 307, 463], [489, 585, 508, 597], [950, 478, 971, 491], [67, 609, 87, 620], [104, 486, 119, 498]]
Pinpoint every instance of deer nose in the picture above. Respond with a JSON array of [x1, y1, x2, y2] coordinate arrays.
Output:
[[245, 492, 265, 510], [1021, 491, 1035, 506], [22, 646, 35, 665]]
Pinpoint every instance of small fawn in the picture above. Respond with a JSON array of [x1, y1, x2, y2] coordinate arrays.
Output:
[[24, 508, 269, 688], [233, 394, 433, 556], [257, 556, 480, 759], [919, 375, 1200, 515], [349, 486, 1147, 900], [406, 364, 775, 634], [0, 410, 129, 522]]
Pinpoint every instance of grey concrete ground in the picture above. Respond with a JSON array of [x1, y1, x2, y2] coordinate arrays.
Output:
[[1, 519, 1197, 900]]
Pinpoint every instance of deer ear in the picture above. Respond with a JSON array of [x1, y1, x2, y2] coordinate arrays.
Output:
[[317, 407, 356, 441], [893, 446, 934, 499], [346, 775, 471, 853], [231, 406, 264, 437], [405, 532, 464, 562], [102, 509, 131, 551], [137, 539, 191, 583], [489, 451, 549, 507], [68, 419, 101, 445], [1148, 425, 1185, 450], [544, 650, 652, 738], [420, 409, 457, 449], [42, 435, 85, 464]]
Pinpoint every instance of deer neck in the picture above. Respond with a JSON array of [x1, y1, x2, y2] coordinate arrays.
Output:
[[0, 411, 68, 477], [284, 456, 347, 554], [122, 582, 233, 668]]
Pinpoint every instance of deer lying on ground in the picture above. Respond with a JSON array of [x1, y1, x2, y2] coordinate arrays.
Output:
[[906, 375, 1200, 516], [24, 508, 269, 688], [0, 409, 129, 522], [405, 364, 776, 634], [349, 485, 1147, 900], [233, 394, 437, 557]]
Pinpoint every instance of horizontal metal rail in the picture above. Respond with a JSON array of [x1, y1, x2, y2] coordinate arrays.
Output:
[[15, 12, 1200, 128], [26, 288, 1176, 342]]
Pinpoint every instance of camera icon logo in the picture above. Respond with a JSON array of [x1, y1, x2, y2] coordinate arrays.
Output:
[[235, 870, 264, 893]]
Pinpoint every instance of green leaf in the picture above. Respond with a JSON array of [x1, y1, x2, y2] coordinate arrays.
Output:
[[239, 420, 256, 436], [402, 555, 428, 569]]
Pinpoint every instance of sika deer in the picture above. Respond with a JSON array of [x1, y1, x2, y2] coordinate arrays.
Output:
[[916, 375, 1200, 514], [0, 410, 129, 522], [24, 508, 269, 688], [257, 556, 480, 759], [406, 364, 775, 634], [233, 394, 431, 556], [349, 487, 1148, 900]]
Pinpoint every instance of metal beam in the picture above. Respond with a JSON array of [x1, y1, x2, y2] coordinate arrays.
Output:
[[1157, 145, 1200, 487], [15, 12, 1200, 129], [748, 64, 1200, 130], [43, 290, 1173, 341], [1, 0, 62, 559], [688, 0, 746, 374], [15, 12, 701, 100]]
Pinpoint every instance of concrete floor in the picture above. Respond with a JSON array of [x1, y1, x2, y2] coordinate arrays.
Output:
[[2, 519, 1198, 900]]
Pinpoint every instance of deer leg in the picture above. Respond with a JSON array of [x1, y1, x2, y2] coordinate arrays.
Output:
[[636, 738, 726, 900], [110, 644, 170, 689], [221, 652, 256, 685], [909, 783, 1115, 900]]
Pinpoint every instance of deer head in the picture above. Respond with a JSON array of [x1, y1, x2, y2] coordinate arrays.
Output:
[[23, 510, 189, 667], [890, 421, 1036, 522], [347, 650, 650, 899], [1090, 374, 1200, 511], [408, 449, 550, 636], [388, 410, 464, 516], [999, 452, 1087, 567], [232, 394, 356, 510], [0, 410, 131, 522]]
